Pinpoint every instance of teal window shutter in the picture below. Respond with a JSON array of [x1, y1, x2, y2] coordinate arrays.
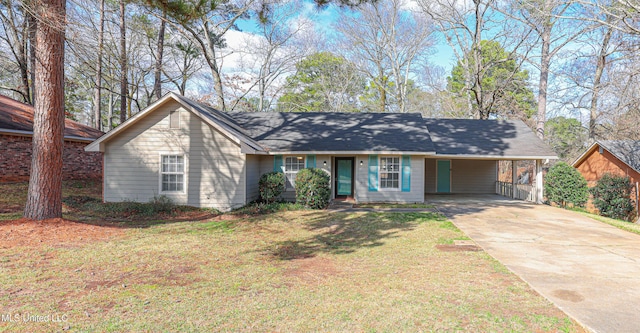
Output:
[[401, 155, 411, 192], [273, 155, 283, 172], [368, 155, 378, 191], [306, 155, 316, 168]]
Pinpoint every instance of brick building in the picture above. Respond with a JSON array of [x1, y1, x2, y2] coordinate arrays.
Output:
[[0, 95, 104, 182], [573, 140, 640, 216]]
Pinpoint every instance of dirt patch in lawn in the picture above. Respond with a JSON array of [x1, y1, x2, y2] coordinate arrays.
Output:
[[0, 218, 125, 248], [436, 244, 482, 252], [284, 256, 340, 284]]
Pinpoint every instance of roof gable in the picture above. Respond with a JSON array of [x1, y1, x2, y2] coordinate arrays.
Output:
[[0, 94, 103, 140], [226, 111, 436, 153], [593, 141, 640, 174], [85, 92, 264, 152], [424, 118, 557, 159]]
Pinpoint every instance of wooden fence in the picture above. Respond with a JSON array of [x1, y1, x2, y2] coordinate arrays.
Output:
[[496, 181, 536, 202]]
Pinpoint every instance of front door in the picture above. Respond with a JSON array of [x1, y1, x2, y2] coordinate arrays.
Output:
[[437, 160, 451, 193], [335, 157, 354, 198]]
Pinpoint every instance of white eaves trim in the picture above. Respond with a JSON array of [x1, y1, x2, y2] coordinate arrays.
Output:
[[571, 141, 598, 168], [265, 150, 437, 156], [85, 92, 265, 152], [429, 154, 558, 161]]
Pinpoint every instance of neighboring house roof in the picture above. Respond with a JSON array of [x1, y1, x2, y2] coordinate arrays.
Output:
[[226, 111, 436, 154], [424, 118, 557, 159], [573, 140, 640, 174], [0, 94, 103, 141]]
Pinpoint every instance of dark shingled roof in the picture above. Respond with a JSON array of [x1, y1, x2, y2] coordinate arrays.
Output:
[[0, 94, 103, 140], [226, 112, 436, 153], [599, 140, 640, 174], [424, 118, 556, 158]]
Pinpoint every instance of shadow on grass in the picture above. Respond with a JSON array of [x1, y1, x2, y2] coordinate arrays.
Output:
[[62, 196, 220, 228], [268, 212, 447, 260]]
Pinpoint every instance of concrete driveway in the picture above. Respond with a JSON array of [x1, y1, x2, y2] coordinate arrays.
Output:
[[429, 195, 640, 333]]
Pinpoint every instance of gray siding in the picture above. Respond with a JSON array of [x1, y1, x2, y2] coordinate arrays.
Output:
[[103, 100, 247, 211], [425, 158, 497, 194], [245, 154, 260, 203], [354, 154, 425, 203], [451, 159, 497, 193], [256, 154, 332, 202]]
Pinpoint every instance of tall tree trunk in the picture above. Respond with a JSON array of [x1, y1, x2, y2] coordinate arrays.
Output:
[[536, 21, 551, 139], [93, 0, 105, 130], [202, 23, 225, 110], [108, 92, 114, 129], [24, 0, 66, 220], [589, 25, 613, 141], [153, 9, 167, 100], [378, 69, 387, 113], [119, 0, 128, 124]]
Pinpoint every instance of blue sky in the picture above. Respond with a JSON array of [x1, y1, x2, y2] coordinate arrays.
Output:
[[235, 1, 457, 72]]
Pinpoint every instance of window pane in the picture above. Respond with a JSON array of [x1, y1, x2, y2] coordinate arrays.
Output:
[[161, 155, 185, 192], [176, 156, 184, 172]]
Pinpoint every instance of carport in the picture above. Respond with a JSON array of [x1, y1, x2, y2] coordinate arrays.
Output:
[[424, 119, 557, 203]]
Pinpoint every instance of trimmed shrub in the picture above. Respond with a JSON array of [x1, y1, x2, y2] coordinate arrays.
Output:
[[259, 171, 286, 203], [590, 173, 635, 221], [544, 162, 588, 208], [295, 168, 331, 209]]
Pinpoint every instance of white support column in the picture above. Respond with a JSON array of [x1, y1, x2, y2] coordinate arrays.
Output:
[[536, 159, 544, 204], [512, 160, 517, 199]]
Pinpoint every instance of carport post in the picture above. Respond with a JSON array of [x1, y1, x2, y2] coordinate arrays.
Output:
[[536, 159, 543, 204], [511, 160, 517, 199]]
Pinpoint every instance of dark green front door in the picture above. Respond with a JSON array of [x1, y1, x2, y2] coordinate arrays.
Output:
[[336, 158, 353, 197], [437, 160, 451, 193]]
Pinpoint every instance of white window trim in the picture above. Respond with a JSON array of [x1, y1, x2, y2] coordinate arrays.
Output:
[[378, 156, 401, 191], [159, 153, 187, 194], [284, 156, 305, 190]]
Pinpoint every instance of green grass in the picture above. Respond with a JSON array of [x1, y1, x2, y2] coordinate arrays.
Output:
[[354, 202, 435, 209], [572, 210, 640, 235], [0, 210, 583, 332]]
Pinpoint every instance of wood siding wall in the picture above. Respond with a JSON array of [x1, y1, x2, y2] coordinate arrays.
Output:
[[103, 101, 247, 211], [354, 154, 425, 203], [245, 154, 260, 203], [425, 159, 497, 194]]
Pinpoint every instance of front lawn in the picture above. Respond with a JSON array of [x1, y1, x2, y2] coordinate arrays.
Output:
[[0, 207, 584, 331]]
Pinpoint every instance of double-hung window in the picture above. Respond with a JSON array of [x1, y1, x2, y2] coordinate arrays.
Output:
[[379, 156, 400, 190], [284, 156, 305, 189], [161, 155, 185, 192]]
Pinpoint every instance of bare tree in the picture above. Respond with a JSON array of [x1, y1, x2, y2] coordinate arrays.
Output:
[[162, 39, 202, 95], [0, 0, 33, 102], [500, 0, 587, 139], [419, 0, 533, 119], [24, 0, 66, 220], [338, 0, 435, 113], [152, 9, 167, 100], [228, 1, 311, 111], [162, 0, 258, 110], [93, 0, 105, 129]]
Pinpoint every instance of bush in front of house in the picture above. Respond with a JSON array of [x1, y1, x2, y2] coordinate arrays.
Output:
[[544, 162, 588, 208], [294, 168, 331, 209], [259, 171, 286, 203], [590, 173, 635, 221]]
